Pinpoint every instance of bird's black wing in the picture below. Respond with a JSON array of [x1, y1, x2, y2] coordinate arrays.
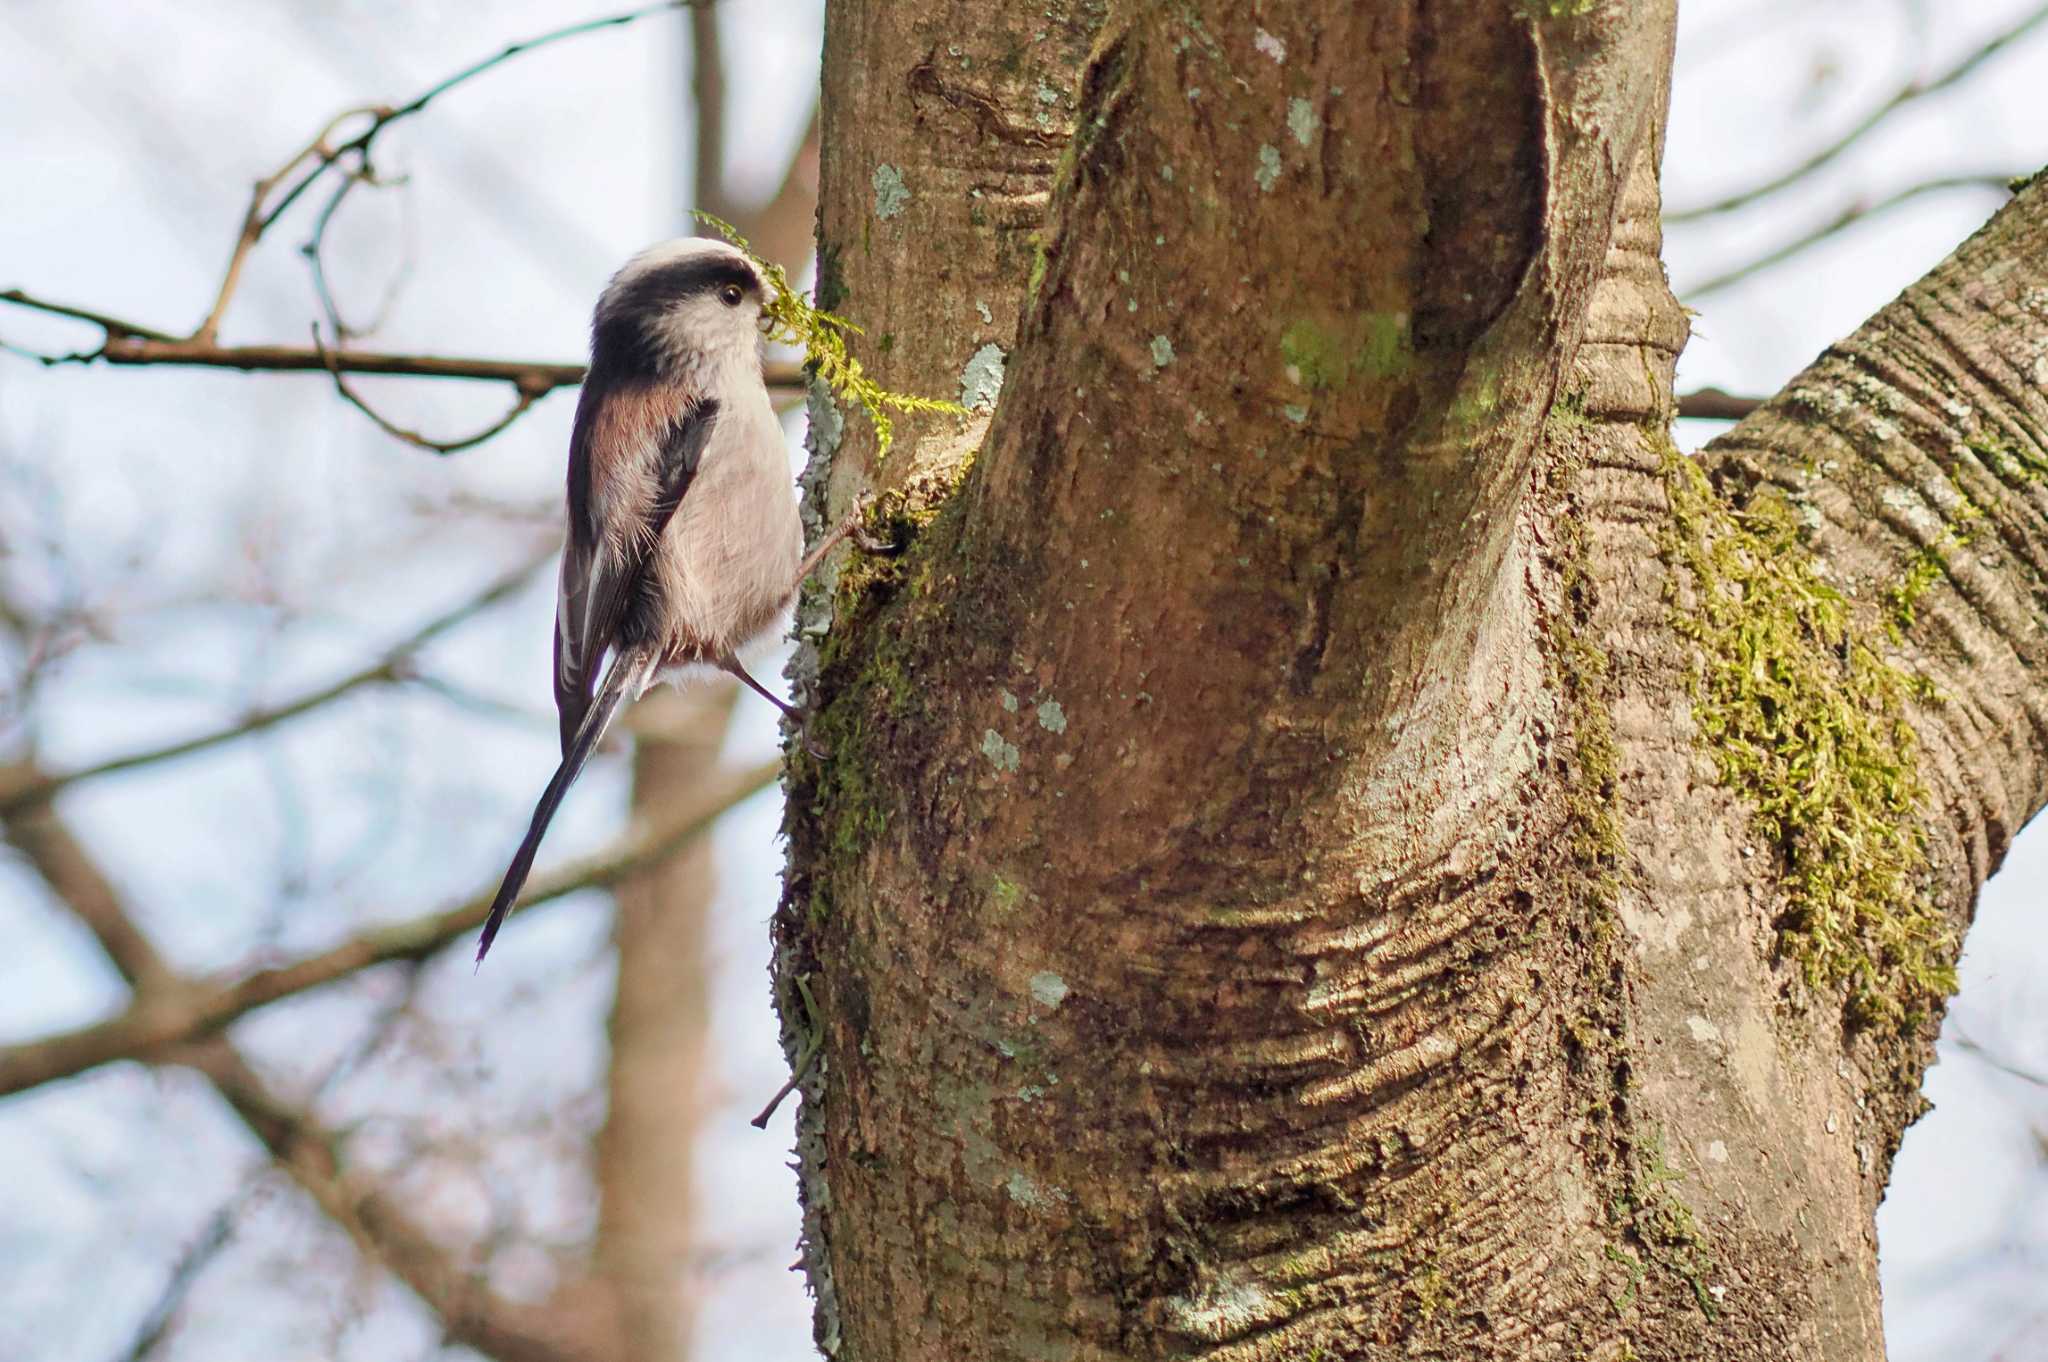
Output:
[[553, 390, 721, 754]]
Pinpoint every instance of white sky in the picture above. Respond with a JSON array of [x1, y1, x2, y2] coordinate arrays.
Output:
[[0, 2, 2043, 1359]]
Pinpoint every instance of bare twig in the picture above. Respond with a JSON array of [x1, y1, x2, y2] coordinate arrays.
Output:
[[0, 289, 179, 342], [186, 1041, 609, 1362], [1666, 3, 2048, 223], [211, 2, 702, 335], [304, 162, 392, 343], [0, 288, 801, 391], [1952, 1029, 2048, 1091], [312, 323, 548, 455], [1679, 174, 2016, 298], [0, 553, 550, 818], [0, 759, 778, 1097], [194, 106, 380, 344], [2, 3, 791, 456], [0, 751, 731, 1362], [107, 1191, 246, 1362], [750, 973, 822, 1128]]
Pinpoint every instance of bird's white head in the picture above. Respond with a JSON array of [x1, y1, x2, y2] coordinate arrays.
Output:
[[590, 237, 768, 383]]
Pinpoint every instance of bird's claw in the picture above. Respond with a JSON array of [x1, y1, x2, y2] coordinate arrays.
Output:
[[851, 525, 903, 556], [843, 493, 904, 557]]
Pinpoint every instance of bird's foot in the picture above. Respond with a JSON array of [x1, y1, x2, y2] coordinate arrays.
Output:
[[843, 493, 905, 556]]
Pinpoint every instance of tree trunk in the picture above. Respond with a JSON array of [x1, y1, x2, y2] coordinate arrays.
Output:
[[595, 685, 737, 1361], [777, 3, 2048, 1358]]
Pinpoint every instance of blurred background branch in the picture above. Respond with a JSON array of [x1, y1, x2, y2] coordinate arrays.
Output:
[[1665, 2, 2048, 222]]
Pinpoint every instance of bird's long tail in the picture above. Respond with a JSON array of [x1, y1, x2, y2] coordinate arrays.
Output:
[[476, 643, 658, 964]]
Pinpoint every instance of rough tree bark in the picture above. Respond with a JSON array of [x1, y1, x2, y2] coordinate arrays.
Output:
[[776, 3, 2048, 1359]]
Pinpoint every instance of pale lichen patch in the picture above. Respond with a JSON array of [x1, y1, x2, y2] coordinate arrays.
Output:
[[871, 163, 910, 220], [1287, 97, 1318, 146], [981, 729, 1021, 772], [1004, 1169, 1070, 1209], [960, 342, 1008, 412], [1163, 1273, 1279, 1342], [1255, 143, 1283, 192], [1028, 971, 1070, 1009]]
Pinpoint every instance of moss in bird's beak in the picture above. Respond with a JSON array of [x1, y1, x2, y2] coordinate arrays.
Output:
[[694, 211, 966, 458]]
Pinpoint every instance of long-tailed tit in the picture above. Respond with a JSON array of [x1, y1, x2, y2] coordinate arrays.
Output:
[[476, 238, 860, 963]]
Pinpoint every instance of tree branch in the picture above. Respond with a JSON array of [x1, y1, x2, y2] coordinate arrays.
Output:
[[1676, 388, 1761, 421], [1679, 174, 2017, 298], [309, 323, 550, 455], [204, 1, 705, 339], [0, 758, 777, 1098], [0, 553, 551, 818], [1952, 1030, 2048, 1092], [0, 288, 803, 392], [1665, 3, 2048, 223], [0, 756, 775, 1359], [186, 1039, 612, 1362], [0, 2, 830, 456], [689, 3, 732, 225], [745, 104, 823, 280], [105, 1191, 245, 1362]]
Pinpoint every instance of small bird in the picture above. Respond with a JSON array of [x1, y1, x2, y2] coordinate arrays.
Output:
[[476, 237, 858, 964]]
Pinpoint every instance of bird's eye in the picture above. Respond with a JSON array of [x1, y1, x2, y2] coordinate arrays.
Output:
[[719, 283, 745, 307]]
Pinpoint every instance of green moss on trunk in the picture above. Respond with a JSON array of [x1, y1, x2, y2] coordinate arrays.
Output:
[[1657, 445, 1953, 1027]]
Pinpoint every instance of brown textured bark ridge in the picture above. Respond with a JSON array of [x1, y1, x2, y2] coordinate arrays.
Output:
[[785, 3, 1689, 1358]]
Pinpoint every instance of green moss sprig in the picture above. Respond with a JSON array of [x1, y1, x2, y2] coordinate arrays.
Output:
[[694, 212, 966, 456]]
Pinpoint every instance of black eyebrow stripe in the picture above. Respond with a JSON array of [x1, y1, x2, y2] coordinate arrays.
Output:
[[611, 258, 762, 314], [589, 256, 764, 377]]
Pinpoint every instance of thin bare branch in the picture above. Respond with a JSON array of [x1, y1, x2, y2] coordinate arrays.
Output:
[[312, 323, 547, 455], [1666, 3, 2048, 223], [0, 759, 778, 1098], [0, 772, 718, 1361], [0, 554, 551, 818], [1679, 174, 2016, 299], [0, 288, 180, 342], [0, 288, 802, 390], [106, 1191, 245, 1362], [194, 106, 379, 343], [304, 162, 388, 344], [3, 3, 778, 457], [212, 2, 701, 336], [1953, 1030, 2048, 1091], [4, 795, 180, 992], [187, 1040, 613, 1362]]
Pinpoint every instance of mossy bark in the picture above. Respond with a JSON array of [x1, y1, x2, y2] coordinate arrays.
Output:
[[775, 2, 2048, 1358]]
